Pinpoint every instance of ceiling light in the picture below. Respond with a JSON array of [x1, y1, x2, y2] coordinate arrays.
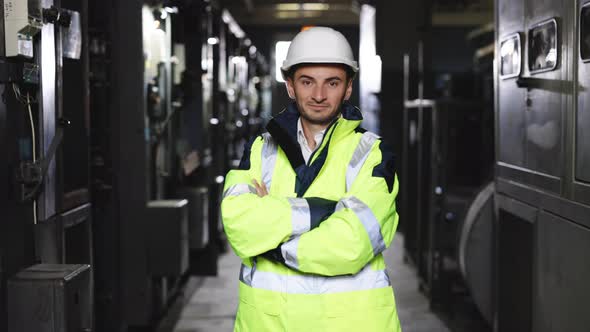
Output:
[[276, 3, 331, 11], [276, 11, 301, 19], [276, 3, 301, 11], [302, 3, 330, 11]]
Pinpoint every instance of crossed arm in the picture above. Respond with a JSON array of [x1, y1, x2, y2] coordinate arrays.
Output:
[[221, 141, 398, 276]]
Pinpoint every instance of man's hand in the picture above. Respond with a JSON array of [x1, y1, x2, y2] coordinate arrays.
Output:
[[252, 179, 268, 197]]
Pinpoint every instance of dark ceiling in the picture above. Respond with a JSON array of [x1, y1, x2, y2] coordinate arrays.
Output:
[[219, 0, 361, 26], [218, 0, 493, 27]]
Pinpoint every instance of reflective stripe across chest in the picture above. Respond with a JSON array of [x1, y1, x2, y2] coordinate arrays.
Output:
[[346, 132, 379, 191]]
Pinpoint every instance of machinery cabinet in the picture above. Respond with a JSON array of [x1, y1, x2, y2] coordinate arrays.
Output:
[[401, 99, 492, 307], [496, 0, 574, 194], [146, 199, 189, 276], [495, 181, 590, 331], [494, 1, 590, 331], [533, 212, 590, 332], [7, 264, 92, 332]]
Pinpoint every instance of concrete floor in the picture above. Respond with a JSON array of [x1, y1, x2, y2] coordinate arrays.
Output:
[[173, 234, 451, 332]]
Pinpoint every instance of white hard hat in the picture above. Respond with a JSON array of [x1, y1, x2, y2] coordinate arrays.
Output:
[[281, 27, 358, 79]]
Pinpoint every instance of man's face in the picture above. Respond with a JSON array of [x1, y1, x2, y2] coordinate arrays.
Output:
[[286, 64, 353, 126]]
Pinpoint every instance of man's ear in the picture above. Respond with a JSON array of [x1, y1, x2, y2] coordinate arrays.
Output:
[[285, 78, 295, 99], [344, 79, 353, 101]]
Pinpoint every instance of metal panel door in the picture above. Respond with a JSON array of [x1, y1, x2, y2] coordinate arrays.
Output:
[[497, 0, 526, 169], [522, 0, 570, 184]]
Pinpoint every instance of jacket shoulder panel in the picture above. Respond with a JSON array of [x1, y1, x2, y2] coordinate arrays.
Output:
[[371, 140, 396, 193], [238, 135, 261, 170]]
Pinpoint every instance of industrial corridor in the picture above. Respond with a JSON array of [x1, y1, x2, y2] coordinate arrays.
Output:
[[1, 0, 590, 332]]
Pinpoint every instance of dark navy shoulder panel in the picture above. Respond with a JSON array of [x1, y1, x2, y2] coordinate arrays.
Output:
[[354, 126, 367, 134], [266, 119, 305, 170], [237, 135, 259, 170], [273, 102, 300, 139], [372, 140, 396, 193], [341, 102, 363, 120]]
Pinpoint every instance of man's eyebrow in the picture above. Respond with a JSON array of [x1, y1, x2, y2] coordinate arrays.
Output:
[[297, 75, 343, 81]]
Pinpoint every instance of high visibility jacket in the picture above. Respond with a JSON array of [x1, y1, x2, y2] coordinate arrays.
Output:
[[221, 102, 401, 332]]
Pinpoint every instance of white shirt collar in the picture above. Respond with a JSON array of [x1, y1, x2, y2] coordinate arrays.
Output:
[[297, 118, 326, 149], [297, 118, 326, 163]]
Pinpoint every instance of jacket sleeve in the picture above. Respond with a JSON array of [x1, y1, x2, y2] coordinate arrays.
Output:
[[269, 139, 399, 276], [221, 136, 337, 260]]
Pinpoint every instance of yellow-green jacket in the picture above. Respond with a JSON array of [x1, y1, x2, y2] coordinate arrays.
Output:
[[222, 102, 401, 332]]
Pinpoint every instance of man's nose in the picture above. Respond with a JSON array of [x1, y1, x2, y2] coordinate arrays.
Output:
[[311, 86, 327, 103]]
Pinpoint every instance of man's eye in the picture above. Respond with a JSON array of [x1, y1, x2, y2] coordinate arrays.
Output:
[[329, 81, 339, 87], [301, 80, 312, 86]]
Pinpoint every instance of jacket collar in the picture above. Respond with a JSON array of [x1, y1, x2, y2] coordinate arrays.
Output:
[[268, 101, 363, 143], [265, 101, 363, 171]]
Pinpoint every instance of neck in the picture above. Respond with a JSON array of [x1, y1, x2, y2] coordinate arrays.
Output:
[[300, 118, 329, 151]]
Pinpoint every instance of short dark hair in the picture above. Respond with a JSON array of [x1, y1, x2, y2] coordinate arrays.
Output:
[[286, 63, 356, 81]]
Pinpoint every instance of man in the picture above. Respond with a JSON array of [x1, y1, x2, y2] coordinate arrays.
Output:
[[221, 27, 401, 331]]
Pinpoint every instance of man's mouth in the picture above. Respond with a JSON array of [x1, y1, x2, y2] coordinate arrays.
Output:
[[308, 104, 329, 110]]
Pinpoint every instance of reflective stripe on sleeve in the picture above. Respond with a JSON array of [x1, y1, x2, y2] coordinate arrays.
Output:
[[346, 132, 379, 192], [287, 197, 311, 236], [223, 184, 257, 198], [336, 196, 386, 256], [239, 263, 390, 294], [261, 133, 278, 191], [239, 259, 257, 286], [281, 236, 300, 270]]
